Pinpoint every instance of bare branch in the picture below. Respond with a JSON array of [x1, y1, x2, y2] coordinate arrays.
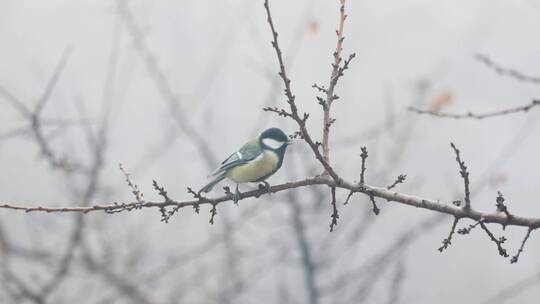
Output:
[[360, 146, 368, 185], [3, 176, 539, 230], [510, 228, 534, 263], [450, 143, 471, 209], [495, 191, 512, 226], [386, 258, 406, 304], [438, 217, 459, 252], [479, 221, 509, 258], [0, 48, 83, 173], [287, 191, 320, 304], [0, 85, 31, 117], [457, 219, 483, 235], [34, 47, 71, 115], [321, 0, 355, 164], [409, 100, 540, 119], [263, 0, 340, 182], [81, 249, 154, 304], [368, 195, 380, 216], [476, 53, 540, 84], [329, 186, 339, 232], [387, 174, 406, 190], [119, 164, 144, 203]]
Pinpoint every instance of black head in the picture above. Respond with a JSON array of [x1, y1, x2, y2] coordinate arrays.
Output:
[[259, 128, 290, 150]]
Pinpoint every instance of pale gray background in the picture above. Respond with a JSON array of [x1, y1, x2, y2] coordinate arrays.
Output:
[[0, 0, 539, 303]]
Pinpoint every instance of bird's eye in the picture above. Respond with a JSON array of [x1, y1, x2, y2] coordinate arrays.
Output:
[[262, 138, 285, 149]]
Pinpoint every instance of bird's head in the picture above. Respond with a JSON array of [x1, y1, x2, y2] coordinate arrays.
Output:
[[259, 128, 292, 151]]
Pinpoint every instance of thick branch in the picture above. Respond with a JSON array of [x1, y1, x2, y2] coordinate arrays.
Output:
[[2, 176, 540, 229]]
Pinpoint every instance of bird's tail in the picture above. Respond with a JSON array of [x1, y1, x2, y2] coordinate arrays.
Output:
[[199, 173, 226, 194]]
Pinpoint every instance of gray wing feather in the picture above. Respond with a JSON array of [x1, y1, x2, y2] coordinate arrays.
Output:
[[208, 140, 261, 177]]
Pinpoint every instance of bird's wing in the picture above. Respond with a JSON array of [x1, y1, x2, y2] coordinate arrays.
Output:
[[209, 139, 262, 177]]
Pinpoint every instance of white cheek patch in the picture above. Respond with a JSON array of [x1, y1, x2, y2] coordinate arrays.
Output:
[[262, 138, 285, 149]]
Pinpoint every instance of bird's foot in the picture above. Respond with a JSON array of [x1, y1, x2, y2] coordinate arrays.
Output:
[[258, 181, 272, 196], [233, 186, 241, 205]]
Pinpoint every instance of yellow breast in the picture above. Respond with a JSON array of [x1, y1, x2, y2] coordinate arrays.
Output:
[[226, 150, 279, 183]]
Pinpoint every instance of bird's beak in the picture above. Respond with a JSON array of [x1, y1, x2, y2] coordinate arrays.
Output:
[[287, 139, 295, 145]]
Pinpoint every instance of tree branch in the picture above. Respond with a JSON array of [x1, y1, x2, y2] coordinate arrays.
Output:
[[321, 0, 355, 164], [450, 142, 471, 209], [1, 176, 540, 230], [263, 0, 340, 182], [409, 99, 540, 120], [476, 53, 540, 84]]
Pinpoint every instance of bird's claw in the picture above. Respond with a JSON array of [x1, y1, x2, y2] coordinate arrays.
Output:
[[259, 181, 272, 196]]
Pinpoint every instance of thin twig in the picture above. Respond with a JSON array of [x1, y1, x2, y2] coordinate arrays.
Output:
[[387, 174, 406, 190], [360, 146, 368, 185], [369, 195, 380, 215], [510, 228, 534, 263], [321, 0, 354, 164], [119, 164, 144, 203], [438, 217, 459, 252], [476, 53, 540, 84], [450, 143, 471, 209], [409, 100, 540, 120], [329, 186, 339, 232], [479, 222, 509, 258], [34, 47, 71, 115], [457, 219, 484, 235]]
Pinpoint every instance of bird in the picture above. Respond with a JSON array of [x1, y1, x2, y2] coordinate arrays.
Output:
[[199, 127, 292, 203]]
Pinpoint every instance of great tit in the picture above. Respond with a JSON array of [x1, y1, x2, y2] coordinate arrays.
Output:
[[199, 127, 292, 203]]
